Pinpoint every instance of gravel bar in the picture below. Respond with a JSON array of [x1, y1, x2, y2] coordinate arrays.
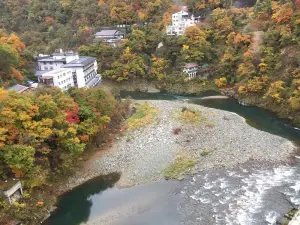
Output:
[[64, 100, 295, 190]]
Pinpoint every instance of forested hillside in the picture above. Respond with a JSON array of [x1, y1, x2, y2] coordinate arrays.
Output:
[[79, 0, 300, 125], [1, 0, 300, 223], [1, 0, 300, 122], [0, 0, 172, 53]]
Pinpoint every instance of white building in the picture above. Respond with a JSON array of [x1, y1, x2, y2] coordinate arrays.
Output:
[[183, 62, 199, 80], [39, 68, 74, 91], [63, 57, 100, 88], [36, 50, 79, 72], [166, 10, 201, 36], [36, 50, 101, 89]]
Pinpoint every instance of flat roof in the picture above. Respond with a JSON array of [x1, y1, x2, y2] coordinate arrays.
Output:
[[7, 84, 29, 93], [63, 56, 96, 68]]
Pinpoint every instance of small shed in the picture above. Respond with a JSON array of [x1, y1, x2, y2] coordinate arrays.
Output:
[[0, 179, 23, 204]]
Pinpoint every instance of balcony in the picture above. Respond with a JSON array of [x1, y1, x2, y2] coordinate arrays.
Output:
[[40, 76, 54, 87]]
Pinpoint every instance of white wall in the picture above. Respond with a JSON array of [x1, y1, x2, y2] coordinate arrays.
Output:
[[42, 69, 74, 90], [38, 61, 64, 71], [167, 10, 196, 36], [74, 67, 86, 88]]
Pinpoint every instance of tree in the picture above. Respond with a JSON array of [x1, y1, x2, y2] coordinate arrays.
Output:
[[215, 77, 227, 87], [264, 81, 285, 103], [1, 145, 35, 177], [0, 30, 26, 86], [110, 3, 135, 25], [150, 57, 169, 80], [103, 47, 146, 82], [180, 26, 211, 62]]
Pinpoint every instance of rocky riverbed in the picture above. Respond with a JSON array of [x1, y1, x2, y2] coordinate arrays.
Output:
[[64, 100, 296, 191]]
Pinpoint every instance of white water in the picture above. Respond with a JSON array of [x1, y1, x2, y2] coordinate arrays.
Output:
[[181, 160, 300, 225]]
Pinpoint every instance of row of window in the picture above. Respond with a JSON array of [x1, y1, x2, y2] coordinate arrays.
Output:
[[83, 63, 95, 72], [63, 84, 72, 90], [44, 66, 54, 70], [57, 72, 70, 79], [84, 71, 96, 83], [58, 77, 72, 86]]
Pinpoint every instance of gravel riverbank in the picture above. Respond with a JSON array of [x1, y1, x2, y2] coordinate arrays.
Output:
[[63, 100, 296, 190]]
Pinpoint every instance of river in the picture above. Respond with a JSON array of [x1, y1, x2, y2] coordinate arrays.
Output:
[[45, 91, 300, 225]]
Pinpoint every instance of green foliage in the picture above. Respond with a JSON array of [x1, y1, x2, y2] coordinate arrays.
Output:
[[1, 145, 35, 174], [103, 47, 146, 82]]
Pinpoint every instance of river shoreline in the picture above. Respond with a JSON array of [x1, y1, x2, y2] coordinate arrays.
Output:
[[101, 79, 300, 127], [62, 100, 297, 191], [43, 99, 298, 224]]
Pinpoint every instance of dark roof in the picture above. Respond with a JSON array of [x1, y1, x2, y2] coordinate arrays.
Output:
[[95, 30, 121, 36], [63, 56, 96, 68], [7, 84, 29, 93]]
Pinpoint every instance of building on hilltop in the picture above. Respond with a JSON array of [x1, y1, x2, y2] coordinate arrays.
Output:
[[183, 62, 199, 80], [94, 28, 124, 46], [183, 63, 210, 80], [39, 68, 74, 91], [35, 49, 101, 89], [166, 9, 201, 36]]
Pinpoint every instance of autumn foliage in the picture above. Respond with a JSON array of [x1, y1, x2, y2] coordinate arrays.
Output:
[[0, 87, 128, 188], [0, 30, 26, 86]]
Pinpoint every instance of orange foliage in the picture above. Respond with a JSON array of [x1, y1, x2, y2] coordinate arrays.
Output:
[[45, 16, 56, 26], [98, 0, 105, 7], [10, 67, 23, 81], [80, 134, 89, 142], [272, 4, 293, 23]]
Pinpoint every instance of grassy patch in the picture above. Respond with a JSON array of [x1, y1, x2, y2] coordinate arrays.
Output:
[[127, 102, 159, 131], [176, 107, 207, 124], [164, 154, 197, 180]]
